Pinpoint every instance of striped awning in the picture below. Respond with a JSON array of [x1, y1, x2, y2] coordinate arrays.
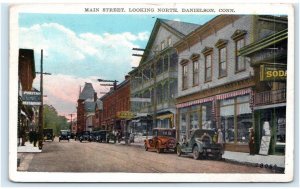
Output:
[[216, 88, 252, 100], [176, 96, 214, 109]]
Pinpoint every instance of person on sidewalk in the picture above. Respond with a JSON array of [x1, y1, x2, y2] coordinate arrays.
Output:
[[249, 127, 255, 155], [217, 129, 224, 154]]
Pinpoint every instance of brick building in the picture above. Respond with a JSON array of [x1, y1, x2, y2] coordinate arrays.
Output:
[[94, 99, 103, 130], [100, 76, 131, 133]]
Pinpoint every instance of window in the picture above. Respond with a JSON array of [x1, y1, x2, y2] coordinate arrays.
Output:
[[235, 38, 246, 72], [193, 60, 199, 86], [219, 47, 227, 77], [220, 95, 252, 144], [161, 41, 165, 50], [205, 54, 212, 82], [182, 64, 188, 90], [168, 37, 172, 47], [163, 54, 169, 72]]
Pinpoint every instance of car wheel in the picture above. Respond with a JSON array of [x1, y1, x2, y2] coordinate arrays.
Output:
[[155, 143, 162, 153], [145, 144, 148, 151], [193, 145, 200, 160], [176, 145, 182, 156], [59, 139, 60, 142]]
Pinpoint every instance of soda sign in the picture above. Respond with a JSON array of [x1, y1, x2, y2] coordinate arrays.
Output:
[[260, 64, 287, 81]]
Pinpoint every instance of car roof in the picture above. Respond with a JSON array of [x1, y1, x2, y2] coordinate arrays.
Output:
[[153, 128, 175, 130]]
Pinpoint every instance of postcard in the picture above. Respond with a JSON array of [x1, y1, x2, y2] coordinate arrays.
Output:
[[9, 2, 294, 182]]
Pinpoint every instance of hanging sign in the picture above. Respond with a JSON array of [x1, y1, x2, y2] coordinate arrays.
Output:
[[260, 64, 287, 81], [22, 91, 41, 105]]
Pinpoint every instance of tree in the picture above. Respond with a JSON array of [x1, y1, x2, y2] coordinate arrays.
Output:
[[43, 105, 68, 135]]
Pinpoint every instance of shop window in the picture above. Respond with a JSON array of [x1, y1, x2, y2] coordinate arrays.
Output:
[[201, 102, 214, 130], [189, 105, 200, 130], [276, 117, 286, 143], [220, 95, 252, 144], [220, 98, 235, 143], [180, 108, 188, 140], [236, 95, 252, 143]]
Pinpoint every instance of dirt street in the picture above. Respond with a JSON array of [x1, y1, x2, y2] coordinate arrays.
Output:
[[24, 138, 272, 173]]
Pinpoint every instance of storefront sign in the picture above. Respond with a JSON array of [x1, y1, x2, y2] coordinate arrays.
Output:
[[116, 111, 135, 119], [260, 64, 287, 81], [22, 91, 41, 106]]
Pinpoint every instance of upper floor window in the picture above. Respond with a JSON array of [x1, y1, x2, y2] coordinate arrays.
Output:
[[219, 47, 227, 77], [161, 41, 165, 50], [180, 59, 189, 90], [193, 60, 199, 86], [190, 53, 200, 86], [231, 29, 247, 72], [202, 47, 213, 82], [168, 37, 172, 47], [235, 38, 246, 72]]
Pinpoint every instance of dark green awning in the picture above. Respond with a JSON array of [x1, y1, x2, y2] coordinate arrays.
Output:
[[239, 29, 287, 56]]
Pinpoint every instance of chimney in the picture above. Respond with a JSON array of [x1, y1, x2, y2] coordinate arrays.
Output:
[[94, 92, 97, 102], [125, 75, 130, 80]]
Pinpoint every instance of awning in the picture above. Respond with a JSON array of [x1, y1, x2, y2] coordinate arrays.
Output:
[[216, 88, 252, 100], [176, 96, 214, 109], [156, 114, 173, 120]]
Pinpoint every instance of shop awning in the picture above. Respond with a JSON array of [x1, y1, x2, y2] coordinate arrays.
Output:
[[156, 114, 173, 120], [176, 96, 214, 109], [216, 88, 252, 100]]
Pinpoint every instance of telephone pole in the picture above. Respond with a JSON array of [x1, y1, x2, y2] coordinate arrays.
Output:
[[37, 49, 51, 150]]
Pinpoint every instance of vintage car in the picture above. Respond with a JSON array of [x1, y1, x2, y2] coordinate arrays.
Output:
[[95, 130, 108, 143], [79, 131, 91, 142], [43, 128, 54, 141], [144, 128, 176, 153], [176, 129, 223, 160], [106, 131, 117, 143], [59, 130, 70, 142]]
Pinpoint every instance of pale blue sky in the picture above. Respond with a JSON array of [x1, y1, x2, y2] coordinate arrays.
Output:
[[18, 13, 216, 116]]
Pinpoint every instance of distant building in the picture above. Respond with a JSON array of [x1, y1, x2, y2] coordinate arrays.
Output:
[[77, 83, 97, 133], [100, 76, 131, 134], [94, 99, 103, 130]]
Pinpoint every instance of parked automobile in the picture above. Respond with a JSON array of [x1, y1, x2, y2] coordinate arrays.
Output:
[[89, 131, 98, 142], [96, 130, 108, 143], [144, 128, 176, 153], [79, 131, 91, 142], [59, 130, 70, 142], [106, 131, 117, 143], [176, 129, 223, 160], [43, 128, 54, 141]]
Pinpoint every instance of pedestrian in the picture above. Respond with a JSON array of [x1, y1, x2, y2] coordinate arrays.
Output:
[[217, 129, 224, 154], [249, 127, 255, 155]]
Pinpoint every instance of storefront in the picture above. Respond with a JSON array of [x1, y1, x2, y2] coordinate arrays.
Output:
[[177, 88, 254, 153]]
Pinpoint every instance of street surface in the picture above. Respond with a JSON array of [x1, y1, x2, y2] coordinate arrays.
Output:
[[24, 137, 273, 173]]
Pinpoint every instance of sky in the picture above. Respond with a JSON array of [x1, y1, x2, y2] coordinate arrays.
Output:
[[19, 13, 216, 120]]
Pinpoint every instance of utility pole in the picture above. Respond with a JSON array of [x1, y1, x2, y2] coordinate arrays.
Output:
[[37, 49, 51, 150], [69, 113, 75, 131]]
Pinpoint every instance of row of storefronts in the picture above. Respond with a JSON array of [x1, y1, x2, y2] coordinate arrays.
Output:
[[80, 15, 288, 156]]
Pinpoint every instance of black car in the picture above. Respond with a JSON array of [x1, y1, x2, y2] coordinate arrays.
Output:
[[176, 129, 223, 160], [43, 128, 54, 141], [59, 130, 70, 142], [96, 130, 108, 143], [79, 131, 91, 142]]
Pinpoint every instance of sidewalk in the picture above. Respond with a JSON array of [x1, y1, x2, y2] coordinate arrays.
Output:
[[17, 142, 42, 153], [118, 138, 285, 169]]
